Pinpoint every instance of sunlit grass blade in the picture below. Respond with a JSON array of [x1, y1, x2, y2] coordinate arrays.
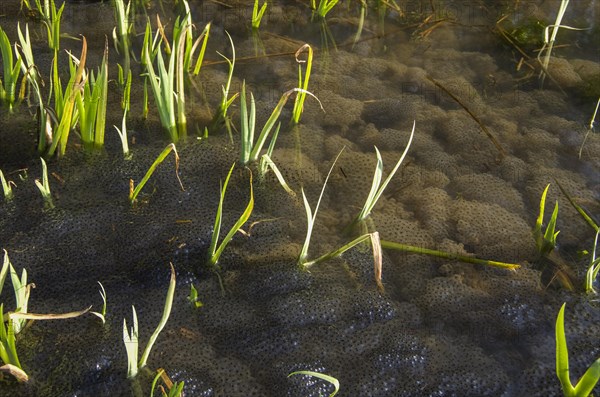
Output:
[[556, 180, 599, 233], [288, 370, 340, 397], [129, 143, 184, 204], [533, 184, 560, 256], [190, 22, 211, 76], [0, 26, 23, 112], [0, 304, 25, 381], [90, 281, 107, 324], [292, 44, 313, 124], [1, 169, 14, 200], [139, 263, 176, 369], [380, 240, 520, 270], [46, 36, 87, 157], [114, 109, 131, 159], [298, 149, 345, 267], [123, 263, 176, 378], [208, 164, 254, 269], [35, 158, 54, 209], [585, 230, 600, 294], [259, 154, 295, 196], [123, 305, 139, 378], [210, 31, 238, 137], [579, 97, 599, 159], [556, 303, 600, 396], [252, 0, 268, 29]]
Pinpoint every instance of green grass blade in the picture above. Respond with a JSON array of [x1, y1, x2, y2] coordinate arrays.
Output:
[[34, 157, 54, 209], [210, 168, 254, 267], [556, 303, 575, 395], [585, 230, 600, 293], [573, 358, 600, 397], [260, 153, 294, 195], [556, 180, 599, 233], [1, 250, 11, 297], [191, 22, 211, 76], [139, 263, 176, 369], [288, 370, 340, 397], [380, 240, 520, 270], [208, 163, 236, 262], [129, 143, 183, 204], [1, 169, 13, 200]]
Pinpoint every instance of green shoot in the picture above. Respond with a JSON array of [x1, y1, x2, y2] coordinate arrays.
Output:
[[380, 240, 520, 271], [151, 368, 185, 397], [34, 158, 54, 209], [210, 31, 239, 138], [555, 303, 600, 396], [90, 281, 107, 324], [556, 181, 598, 234], [310, 0, 340, 19], [117, 63, 132, 112], [288, 370, 340, 397], [129, 143, 184, 204], [112, 0, 133, 74], [291, 44, 313, 125], [252, 0, 268, 29], [1, 169, 14, 200], [28, 0, 64, 51], [297, 149, 345, 267], [0, 26, 23, 112], [585, 231, 600, 294], [0, 304, 27, 382], [114, 109, 131, 159], [8, 259, 32, 335], [123, 305, 139, 378], [259, 153, 295, 196], [208, 164, 254, 269], [533, 184, 560, 256], [187, 284, 203, 308], [77, 40, 109, 152], [124, 263, 177, 378], [350, 121, 415, 230], [46, 36, 88, 158]]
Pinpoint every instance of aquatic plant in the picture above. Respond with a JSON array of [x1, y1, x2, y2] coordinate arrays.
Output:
[[112, 0, 133, 73], [123, 263, 176, 378], [77, 40, 109, 152], [584, 231, 600, 294], [90, 281, 107, 325], [579, 97, 599, 159], [555, 303, 600, 396], [252, 0, 268, 29], [0, 26, 24, 112], [207, 164, 254, 270], [0, 169, 14, 200], [115, 64, 132, 158], [288, 370, 340, 397], [129, 143, 183, 205], [298, 150, 350, 268], [533, 184, 560, 257], [187, 284, 203, 308], [210, 32, 238, 138], [34, 158, 54, 209], [291, 44, 313, 125], [311, 0, 340, 19], [151, 368, 185, 397], [380, 240, 520, 270], [22, 0, 64, 51], [46, 36, 88, 158], [348, 121, 415, 232]]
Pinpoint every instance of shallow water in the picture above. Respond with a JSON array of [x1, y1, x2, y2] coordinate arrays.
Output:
[[0, 0, 599, 396]]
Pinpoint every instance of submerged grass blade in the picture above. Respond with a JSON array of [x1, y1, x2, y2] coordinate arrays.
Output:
[[288, 370, 340, 397], [380, 240, 520, 270]]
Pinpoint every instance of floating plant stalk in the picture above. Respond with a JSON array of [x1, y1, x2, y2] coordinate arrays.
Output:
[[123, 263, 176, 378], [555, 303, 600, 396], [129, 143, 184, 204], [208, 164, 254, 269]]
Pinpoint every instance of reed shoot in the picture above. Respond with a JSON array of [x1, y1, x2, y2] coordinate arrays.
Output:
[[210, 32, 238, 137], [129, 143, 184, 204], [123, 263, 176, 378], [291, 44, 313, 125], [208, 164, 254, 269], [555, 303, 600, 396], [351, 121, 415, 230], [0, 169, 14, 200], [533, 184, 559, 256], [35, 158, 54, 209], [252, 0, 268, 29], [0, 27, 23, 112]]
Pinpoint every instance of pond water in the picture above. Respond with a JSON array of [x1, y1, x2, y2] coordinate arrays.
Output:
[[0, 0, 599, 396]]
